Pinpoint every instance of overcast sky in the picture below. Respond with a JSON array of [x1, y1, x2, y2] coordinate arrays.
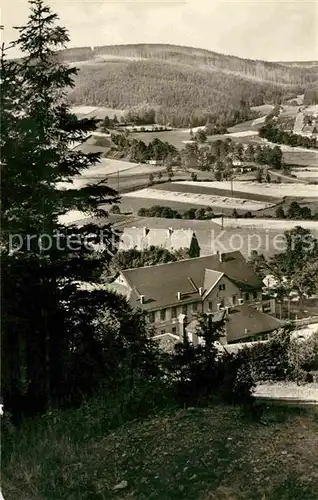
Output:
[[1, 0, 317, 61]]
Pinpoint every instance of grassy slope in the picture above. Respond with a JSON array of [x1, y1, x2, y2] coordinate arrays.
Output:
[[3, 405, 318, 500]]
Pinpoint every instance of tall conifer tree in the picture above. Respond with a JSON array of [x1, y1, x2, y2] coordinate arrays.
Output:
[[1, 0, 120, 416]]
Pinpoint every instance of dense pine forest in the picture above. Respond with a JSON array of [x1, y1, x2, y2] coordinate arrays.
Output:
[[62, 44, 318, 127]]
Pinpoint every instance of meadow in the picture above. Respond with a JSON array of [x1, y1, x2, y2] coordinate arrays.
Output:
[[283, 150, 318, 167], [155, 181, 279, 203], [70, 105, 125, 119], [179, 180, 318, 199], [3, 405, 318, 500], [218, 217, 318, 233], [122, 187, 275, 212]]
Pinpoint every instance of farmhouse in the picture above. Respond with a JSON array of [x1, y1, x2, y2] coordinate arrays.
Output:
[[108, 251, 281, 344], [228, 154, 243, 167], [118, 227, 200, 257], [147, 159, 164, 166], [293, 111, 318, 138]]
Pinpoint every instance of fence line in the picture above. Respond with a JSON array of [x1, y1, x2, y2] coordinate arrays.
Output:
[[290, 316, 318, 327]]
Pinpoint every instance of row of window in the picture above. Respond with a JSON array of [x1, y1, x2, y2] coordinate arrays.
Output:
[[147, 292, 259, 323], [148, 303, 199, 323]]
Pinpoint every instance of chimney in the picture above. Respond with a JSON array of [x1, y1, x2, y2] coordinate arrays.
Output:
[[140, 295, 145, 304], [143, 227, 148, 237], [177, 292, 182, 301], [219, 252, 223, 263], [178, 313, 187, 342], [199, 287, 203, 296], [167, 228, 173, 237]]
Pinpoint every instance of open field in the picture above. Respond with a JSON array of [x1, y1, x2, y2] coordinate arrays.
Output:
[[283, 150, 318, 167], [130, 129, 193, 149], [70, 105, 126, 119], [122, 187, 275, 211], [113, 196, 215, 215], [280, 105, 300, 118], [215, 217, 318, 232], [225, 130, 258, 138], [3, 405, 318, 500], [255, 382, 318, 403], [251, 104, 275, 114], [178, 180, 318, 199], [130, 128, 260, 149], [227, 119, 263, 133], [291, 170, 318, 180], [57, 159, 166, 190], [252, 116, 267, 126], [155, 181, 279, 203]]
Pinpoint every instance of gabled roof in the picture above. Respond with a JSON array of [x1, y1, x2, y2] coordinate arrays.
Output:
[[187, 304, 283, 343], [226, 304, 284, 343], [203, 269, 224, 295], [120, 251, 262, 311], [118, 227, 196, 252]]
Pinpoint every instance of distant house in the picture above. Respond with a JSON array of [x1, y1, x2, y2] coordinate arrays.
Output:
[[108, 251, 280, 344], [228, 154, 243, 167], [294, 112, 318, 137], [118, 227, 200, 257], [236, 162, 256, 173], [147, 159, 164, 166]]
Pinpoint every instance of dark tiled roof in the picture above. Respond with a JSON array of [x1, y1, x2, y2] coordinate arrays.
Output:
[[226, 304, 284, 343], [121, 251, 262, 311], [187, 304, 283, 343]]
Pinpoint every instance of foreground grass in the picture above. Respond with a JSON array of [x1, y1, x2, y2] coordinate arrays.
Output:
[[2, 405, 318, 500]]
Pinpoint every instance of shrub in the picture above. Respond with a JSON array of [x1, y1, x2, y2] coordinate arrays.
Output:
[[110, 205, 121, 214], [168, 315, 256, 408], [288, 331, 318, 380]]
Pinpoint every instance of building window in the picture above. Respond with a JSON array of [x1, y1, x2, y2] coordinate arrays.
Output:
[[253, 291, 258, 300], [160, 309, 166, 321], [172, 327, 177, 335], [148, 312, 155, 323], [219, 283, 226, 291], [161, 329, 165, 335], [171, 306, 177, 319], [232, 295, 237, 305], [208, 301, 213, 310], [192, 302, 198, 312], [245, 292, 249, 301], [182, 304, 188, 315]]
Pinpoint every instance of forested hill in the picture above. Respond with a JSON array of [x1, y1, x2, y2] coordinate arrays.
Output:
[[60, 44, 318, 85], [62, 44, 318, 127]]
